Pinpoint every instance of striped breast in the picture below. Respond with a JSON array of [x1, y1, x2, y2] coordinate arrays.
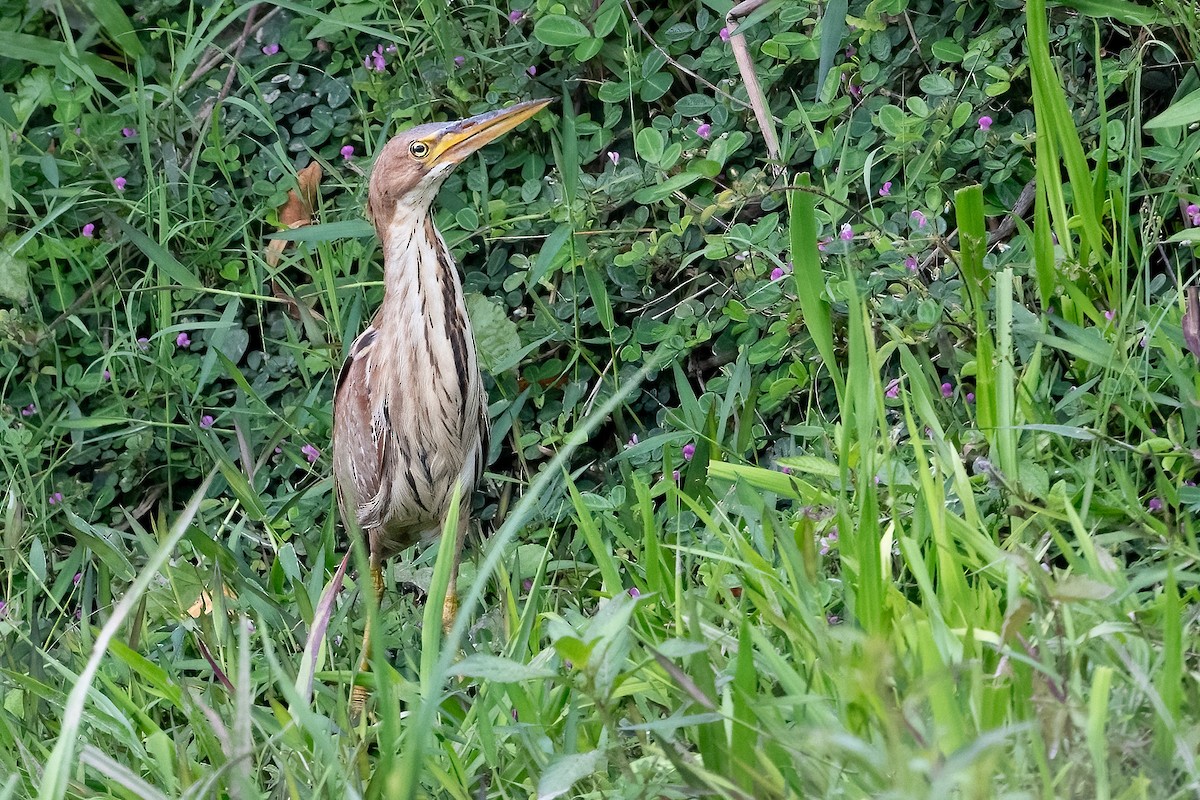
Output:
[[333, 213, 488, 557]]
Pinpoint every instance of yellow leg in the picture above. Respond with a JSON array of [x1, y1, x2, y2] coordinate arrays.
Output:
[[441, 514, 470, 634], [350, 551, 384, 721]]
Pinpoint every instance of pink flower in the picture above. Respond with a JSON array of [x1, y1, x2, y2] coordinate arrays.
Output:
[[626, 433, 639, 447], [885, 379, 900, 399], [364, 45, 386, 72], [672, 470, 681, 482], [113, 177, 127, 191], [839, 223, 853, 241], [696, 122, 711, 139], [911, 210, 926, 228], [719, 26, 730, 42], [176, 332, 191, 348], [73, 572, 81, 586], [340, 145, 355, 160], [48, 492, 63, 505], [1104, 309, 1115, 322], [527, 65, 537, 76], [848, 83, 862, 99], [1187, 203, 1200, 226], [818, 237, 829, 252], [102, 370, 111, 382], [904, 255, 918, 272], [302, 443, 320, 463], [1148, 497, 1164, 512], [385, 44, 398, 53], [454, 55, 465, 67], [941, 382, 953, 398], [509, 8, 524, 23], [607, 151, 619, 165], [121, 127, 136, 138], [262, 43, 280, 56], [879, 181, 891, 197], [20, 404, 35, 417], [682, 443, 696, 461], [82, 223, 95, 238], [628, 586, 640, 598], [978, 115, 993, 131], [966, 392, 975, 403], [200, 414, 214, 429], [770, 267, 785, 281]]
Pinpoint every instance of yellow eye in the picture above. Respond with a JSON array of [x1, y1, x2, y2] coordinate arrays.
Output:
[[409, 141, 430, 159]]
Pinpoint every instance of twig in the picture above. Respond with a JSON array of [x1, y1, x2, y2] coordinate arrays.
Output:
[[726, 0, 783, 174], [180, 4, 282, 93]]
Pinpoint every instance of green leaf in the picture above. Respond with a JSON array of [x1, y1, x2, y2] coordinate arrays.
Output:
[[529, 223, 573, 285], [112, 220, 203, 290], [635, 127, 665, 163], [447, 654, 554, 682], [533, 15, 591, 47], [1145, 86, 1200, 129], [640, 72, 673, 102], [466, 294, 522, 373], [632, 172, 703, 204], [537, 749, 606, 800]]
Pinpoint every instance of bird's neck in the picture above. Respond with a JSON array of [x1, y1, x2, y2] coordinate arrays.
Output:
[[374, 210, 463, 328]]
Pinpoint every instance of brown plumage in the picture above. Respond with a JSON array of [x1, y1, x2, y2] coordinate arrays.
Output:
[[334, 99, 551, 717]]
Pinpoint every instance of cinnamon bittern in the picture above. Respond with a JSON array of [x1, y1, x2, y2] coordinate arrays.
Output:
[[335, 98, 551, 716]]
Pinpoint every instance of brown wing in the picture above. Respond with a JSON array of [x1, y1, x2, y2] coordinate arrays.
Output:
[[332, 327, 389, 536]]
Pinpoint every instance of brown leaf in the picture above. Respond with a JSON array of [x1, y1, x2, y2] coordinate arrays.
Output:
[[265, 162, 323, 267]]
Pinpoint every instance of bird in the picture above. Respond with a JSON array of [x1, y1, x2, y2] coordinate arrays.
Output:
[[334, 98, 551, 717]]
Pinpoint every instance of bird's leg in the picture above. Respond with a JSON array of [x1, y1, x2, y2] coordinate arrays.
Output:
[[350, 549, 384, 721], [441, 512, 470, 634]]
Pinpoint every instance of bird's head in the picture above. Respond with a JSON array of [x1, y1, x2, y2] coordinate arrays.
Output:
[[368, 98, 552, 227]]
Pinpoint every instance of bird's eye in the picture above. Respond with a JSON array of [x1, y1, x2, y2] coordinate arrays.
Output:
[[409, 141, 430, 159]]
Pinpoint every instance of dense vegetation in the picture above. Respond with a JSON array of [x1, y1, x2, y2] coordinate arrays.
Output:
[[2, 0, 1200, 796]]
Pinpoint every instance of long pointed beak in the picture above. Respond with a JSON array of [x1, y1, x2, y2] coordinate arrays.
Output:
[[429, 98, 553, 165]]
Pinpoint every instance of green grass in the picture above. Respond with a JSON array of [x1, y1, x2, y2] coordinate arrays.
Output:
[[3, 0, 1200, 797]]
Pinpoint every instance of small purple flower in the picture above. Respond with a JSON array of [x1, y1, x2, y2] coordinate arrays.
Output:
[[818, 238, 829, 252], [904, 255, 918, 272], [199, 414, 214, 429], [847, 83, 862, 99], [839, 223, 853, 241], [365, 45, 386, 72], [20, 404, 35, 417], [340, 145, 355, 160], [262, 43, 280, 56], [176, 332, 191, 348], [626, 433, 639, 447], [508, 8, 524, 23], [121, 127, 136, 138], [672, 470, 681, 482], [512, 708, 519, 721], [628, 586, 640, 598], [879, 181, 891, 197], [1187, 204, 1200, 226], [966, 392, 976, 404], [137, 337, 149, 351], [48, 492, 63, 505], [1148, 497, 1164, 512], [696, 122, 712, 139], [1104, 309, 1115, 322], [719, 26, 731, 42], [885, 379, 900, 399], [113, 177, 127, 191], [385, 44, 398, 53], [607, 151, 620, 166], [770, 267, 785, 281], [73, 572, 82, 586], [682, 443, 696, 461], [302, 443, 320, 463], [526, 65, 537, 76], [454, 55, 465, 67], [941, 382, 953, 398], [102, 370, 111, 382], [978, 115, 993, 131], [81, 223, 95, 238], [911, 210, 927, 228]]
